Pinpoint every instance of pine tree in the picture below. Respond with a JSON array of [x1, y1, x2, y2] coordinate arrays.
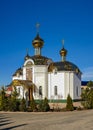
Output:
[[0, 87, 8, 111], [38, 97, 50, 112], [9, 87, 19, 111], [43, 97, 50, 112], [87, 81, 93, 88], [29, 99, 37, 112], [66, 94, 74, 111], [19, 98, 26, 111], [81, 88, 93, 109]]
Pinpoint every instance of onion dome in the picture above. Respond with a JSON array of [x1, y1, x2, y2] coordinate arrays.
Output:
[[24, 49, 31, 61], [12, 68, 23, 77], [60, 40, 67, 61], [24, 53, 30, 61], [32, 33, 44, 48], [60, 47, 67, 57]]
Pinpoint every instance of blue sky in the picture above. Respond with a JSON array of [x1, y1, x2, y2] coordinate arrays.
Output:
[[0, 0, 93, 86]]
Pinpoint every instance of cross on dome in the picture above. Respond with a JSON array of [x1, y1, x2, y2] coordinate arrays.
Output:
[[62, 39, 64, 48], [36, 23, 40, 34], [60, 39, 67, 61]]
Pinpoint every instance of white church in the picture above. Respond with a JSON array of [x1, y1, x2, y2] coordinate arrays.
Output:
[[12, 30, 81, 102]]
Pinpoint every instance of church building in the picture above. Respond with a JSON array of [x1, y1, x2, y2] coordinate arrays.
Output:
[[12, 30, 81, 102]]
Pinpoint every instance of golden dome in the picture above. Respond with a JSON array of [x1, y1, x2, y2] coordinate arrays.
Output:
[[32, 33, 44, 48], [60, 39, 68, 61], [60, 47, 67, 57], [25, 53, 30, 61]]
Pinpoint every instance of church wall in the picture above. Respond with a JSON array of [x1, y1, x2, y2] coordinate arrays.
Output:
[[15, 86, 24, 99], [48, 72, 64, 100], [33, 65, 48, 99], [64, 72, 81, 100], [64, 72, 75, 99], [12, 75, 23, 80], [73, 74, 81, 99], [23, 67, 26, 80]]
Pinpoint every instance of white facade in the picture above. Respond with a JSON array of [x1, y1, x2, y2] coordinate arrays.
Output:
[[12, 59, 81, 101]]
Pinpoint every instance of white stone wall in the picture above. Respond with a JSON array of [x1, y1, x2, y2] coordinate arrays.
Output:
[[15, 86, 24, 99], [48, 71, 81, 100], [64, 72, 74, 99], [64, 72, 81, 100], [48, 72, 64, 100], [12, 75, 23, 80], [23, 67, 26, 80], [73, 73, 81, 99], [33, 65, 48, 99]]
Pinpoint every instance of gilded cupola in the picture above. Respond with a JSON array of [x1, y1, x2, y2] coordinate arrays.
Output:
[[60, 40, 67, 61], [32, 33, 44, 49], [24, 49, 30, 61], [32, 23, 44, 56]]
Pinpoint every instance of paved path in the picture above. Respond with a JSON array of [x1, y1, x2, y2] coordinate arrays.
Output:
[[0, 110, 93, 130]]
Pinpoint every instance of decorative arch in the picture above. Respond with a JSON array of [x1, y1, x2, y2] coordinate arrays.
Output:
[[24, 59, 34, 81], [24, 59, 34, 67]]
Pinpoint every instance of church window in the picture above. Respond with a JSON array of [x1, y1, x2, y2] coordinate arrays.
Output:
[[26, 68, 32, 81], [76, 86, 78, 96], [39, 86, 42, 96], [54, 86, 57, 96]]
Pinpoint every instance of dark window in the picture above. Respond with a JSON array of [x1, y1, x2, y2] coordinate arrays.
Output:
[[54, 86, 57, 95], [39, 86, 42, 96], [76, 86, 78, 96]]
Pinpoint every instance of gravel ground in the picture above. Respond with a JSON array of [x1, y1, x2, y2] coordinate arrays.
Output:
[[0, 110, 93, 130]]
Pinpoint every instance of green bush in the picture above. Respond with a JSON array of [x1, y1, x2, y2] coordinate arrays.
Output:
[[66, 94, 74, 111], [8, 87, 20, 111], [38, 97, 50, 112], [81, 88, 93, 109], [19, 98, 26, 112], [29, 99, 37, 112], [0, 87, 9, 111]]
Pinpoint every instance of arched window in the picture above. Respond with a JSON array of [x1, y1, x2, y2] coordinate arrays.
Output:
[[54, 86, 57, 96], [76, 86, 78, 96], [26, 68, 32, 81], [39, 86, 42, 96]]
